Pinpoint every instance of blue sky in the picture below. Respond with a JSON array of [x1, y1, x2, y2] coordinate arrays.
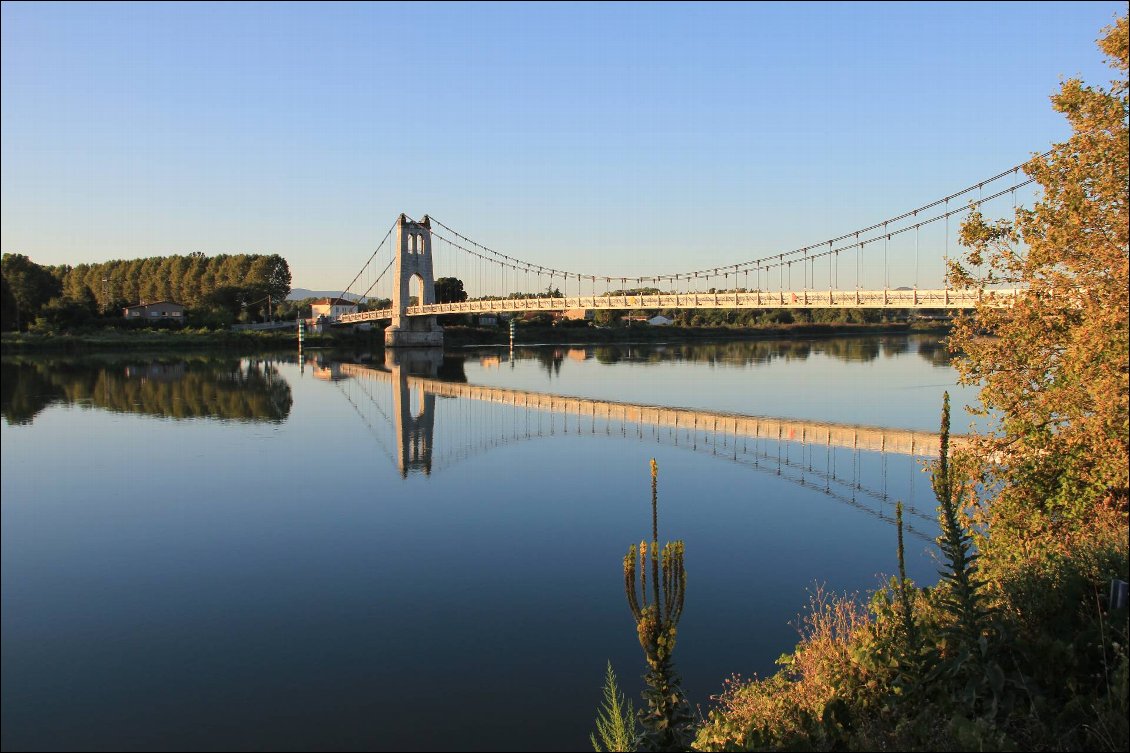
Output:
[[1, 1, 1124, 291]]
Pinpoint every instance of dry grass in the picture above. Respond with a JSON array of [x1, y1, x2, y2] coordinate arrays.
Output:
[[695, 586, 872, 751]]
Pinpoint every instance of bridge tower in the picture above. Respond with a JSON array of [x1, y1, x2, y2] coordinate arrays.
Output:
[[385, 213, 444, 348]]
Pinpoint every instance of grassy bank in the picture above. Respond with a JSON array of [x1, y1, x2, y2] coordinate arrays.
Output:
[[692, 425, 1128, 752], [0, 327, 379, 354]]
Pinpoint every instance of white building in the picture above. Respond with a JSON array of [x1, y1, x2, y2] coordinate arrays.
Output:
[[310, 297, 359, 321], [647, 315, 673, 326]]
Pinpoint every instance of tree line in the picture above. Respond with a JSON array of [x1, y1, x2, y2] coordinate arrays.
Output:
[[1, 251, 292, 331]]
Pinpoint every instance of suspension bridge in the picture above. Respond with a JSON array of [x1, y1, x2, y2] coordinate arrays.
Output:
[[321, 349, 943, 541], [335, 155, 1037, 346]]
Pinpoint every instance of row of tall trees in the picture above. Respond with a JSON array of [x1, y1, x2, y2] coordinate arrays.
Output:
[[1, 252, 292, 331], [52, 252, 291, 312]]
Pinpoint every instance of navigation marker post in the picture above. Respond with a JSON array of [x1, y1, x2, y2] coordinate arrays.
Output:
[[297, 317, 305, 374]]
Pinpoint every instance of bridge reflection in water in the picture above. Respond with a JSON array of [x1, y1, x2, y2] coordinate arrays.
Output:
[[324, 348, 942, 542]]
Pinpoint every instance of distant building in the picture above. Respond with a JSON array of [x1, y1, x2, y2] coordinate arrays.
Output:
[[562, 309, 593, 321], [478, 315, 499, 326], [310, 297, 359, 321], [647, 315, 673, 326], [123, 301, 186, 323]]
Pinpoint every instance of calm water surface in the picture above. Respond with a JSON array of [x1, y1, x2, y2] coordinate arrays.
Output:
[[1, 335, 975, 751]]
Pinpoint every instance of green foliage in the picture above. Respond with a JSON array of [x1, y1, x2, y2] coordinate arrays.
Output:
[[593, 309, 619, 327], [275, 297, 313, 321], [0, 252, 292, 332], [895, 501, 918, 652], [1, 254, 63, 331], [931, 392, 991, 657], [68, 253, 289, 316], [30, 293, 99, 333], [359, 297, 392, 312], [590, 662, 637, 752], [186, 302, 237, 330], [0, 274, 19, 331], [434, 277, 468, 304]]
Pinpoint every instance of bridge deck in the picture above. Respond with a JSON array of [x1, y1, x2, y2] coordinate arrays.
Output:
[[339, 288, 1018, 323]]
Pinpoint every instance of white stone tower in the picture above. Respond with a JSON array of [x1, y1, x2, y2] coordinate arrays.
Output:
[[385, 213, 443, 347]]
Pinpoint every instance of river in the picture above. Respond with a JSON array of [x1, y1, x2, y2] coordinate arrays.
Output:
[[1, 334, 978, 751]]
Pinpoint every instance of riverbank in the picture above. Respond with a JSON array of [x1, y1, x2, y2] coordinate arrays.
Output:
[[0, 327, 384, 352], [2, 320, 949, 354], [0, 328, 380, 354]]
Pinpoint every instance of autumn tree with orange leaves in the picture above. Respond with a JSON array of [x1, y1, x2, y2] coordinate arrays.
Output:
[[949, 15, 1128, 564]]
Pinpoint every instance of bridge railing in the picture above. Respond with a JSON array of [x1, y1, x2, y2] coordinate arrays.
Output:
[[414, 288, 1020, 315], [337, 289, 1021, 322], [338, 308, 394, 324]]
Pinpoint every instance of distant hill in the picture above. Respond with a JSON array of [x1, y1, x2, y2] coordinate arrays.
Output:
[[286, 289, 369, 302]]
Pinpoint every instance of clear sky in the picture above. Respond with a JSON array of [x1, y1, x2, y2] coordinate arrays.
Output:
[[1, 1, 1124, 291]]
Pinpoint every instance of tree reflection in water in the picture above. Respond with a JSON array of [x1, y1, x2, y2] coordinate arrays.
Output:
[[505, 335, 953, 369], [0, 356, 292, 425]]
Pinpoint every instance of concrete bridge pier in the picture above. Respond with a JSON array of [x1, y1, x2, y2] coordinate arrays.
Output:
[[385, 213, 444, 348]]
